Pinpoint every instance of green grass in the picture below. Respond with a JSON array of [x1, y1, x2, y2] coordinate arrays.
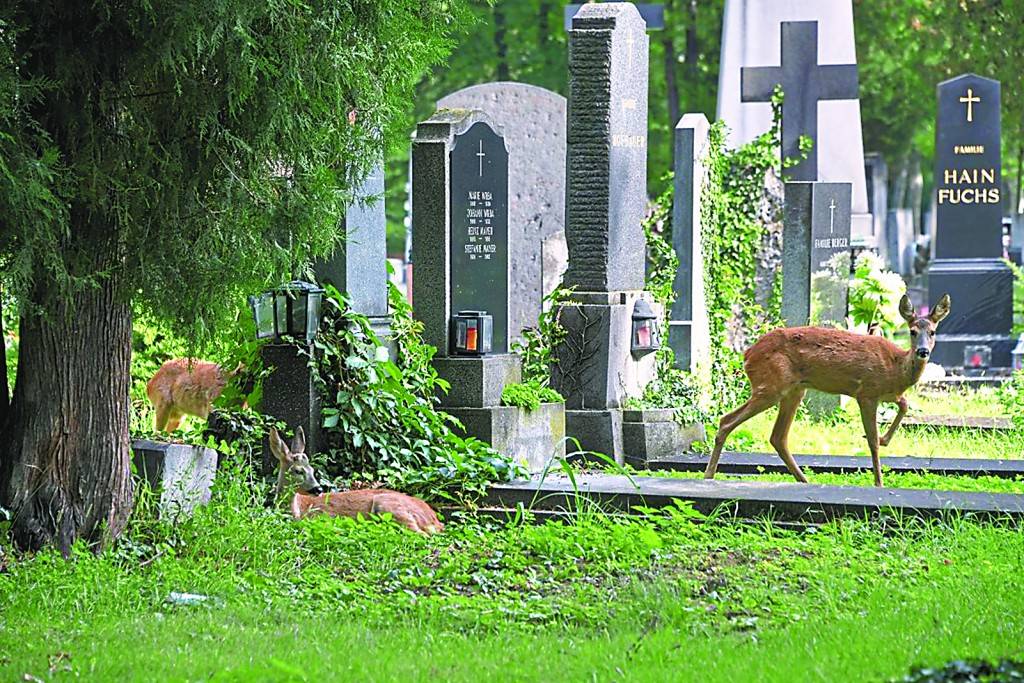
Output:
[[708, 386, 1023, 461], [2, 470, 1024, 682]]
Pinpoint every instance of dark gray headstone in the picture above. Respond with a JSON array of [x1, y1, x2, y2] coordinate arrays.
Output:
[[450, 122, 510, 352], [934, 73, 1002, 259], [316, 163, 387, 318], [563, 2, 664, 31], [782, 182, 852, 328], [564, 2, 649, 292], [886, 209, 914, 276], [412, 110, 510, 356], [437, 83, 566, 341], [741, 21, 858, 183], [669, 114, 711, 377]]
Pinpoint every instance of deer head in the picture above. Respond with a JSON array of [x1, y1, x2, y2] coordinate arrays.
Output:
[[269, 427, 323, 497], [899, 293, 951, 361]]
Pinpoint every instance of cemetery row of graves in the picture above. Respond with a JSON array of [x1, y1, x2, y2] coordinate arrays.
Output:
[[1, 1, 1023, 679]]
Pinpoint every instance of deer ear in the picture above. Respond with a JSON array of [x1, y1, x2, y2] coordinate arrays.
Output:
[[269, 428, 291, 462], [291, 426, 305, 455], [929, 294, 951, 324], [898, 295, 915, 324]]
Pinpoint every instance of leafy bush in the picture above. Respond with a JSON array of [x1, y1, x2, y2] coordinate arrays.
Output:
[[848, 250, 908, 338], [314, 284, 520, 502], [893, 659, 1024, 683], [501, 382, 563, 412], [997, 370, 1024, 430], [512, 286, 572, 387]]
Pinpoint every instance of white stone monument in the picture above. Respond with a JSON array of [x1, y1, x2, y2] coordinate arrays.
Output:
[[717, 0, 874, 245]]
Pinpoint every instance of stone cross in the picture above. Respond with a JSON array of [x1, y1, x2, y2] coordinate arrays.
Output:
[[741, 21, 859, 181]]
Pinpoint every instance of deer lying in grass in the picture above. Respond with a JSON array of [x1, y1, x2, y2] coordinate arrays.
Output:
[[146, 359, 242, 431], [704, 294, 951, 487], [270, 427, 444, 535]]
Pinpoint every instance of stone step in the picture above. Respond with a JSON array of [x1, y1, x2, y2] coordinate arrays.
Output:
[[646, 452, 1024, 478], [485, 473, 1024, 523]]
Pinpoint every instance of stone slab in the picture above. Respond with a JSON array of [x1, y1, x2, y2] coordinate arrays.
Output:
[[446, 402, 566, 474], [564, 409, 624, 463], [132, 440, 218, 518], [432, 354, 521, 408], [927, 257, 1014, 367], [622, 419, 706, 467], [487, 473, 1024, 522], [646, 452, 1024, 479]]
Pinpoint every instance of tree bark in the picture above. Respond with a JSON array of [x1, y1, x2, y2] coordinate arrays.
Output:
[[0, 275, 133, 554], [663, 0, 681, 131], [494, 6, 510, 81], [0, 289, 9, 429]]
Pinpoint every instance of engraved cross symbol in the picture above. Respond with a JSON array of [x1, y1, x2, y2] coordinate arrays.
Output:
[[476, 140, 486, 177], [829, 199, 836, 234], [959, 88, 981, 123]]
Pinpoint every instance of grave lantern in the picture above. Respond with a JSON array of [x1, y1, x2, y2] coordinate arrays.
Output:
[[450, 310, 492, 356], [249, 280, 325, 343], [1012, 335, 1024, 371], [631, 299, 661, 356], [963, 344, 991, 374]]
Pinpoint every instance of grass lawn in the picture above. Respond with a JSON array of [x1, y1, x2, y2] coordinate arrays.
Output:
[[2, 478, 1023, 682], [704, 386, 1023, 461]]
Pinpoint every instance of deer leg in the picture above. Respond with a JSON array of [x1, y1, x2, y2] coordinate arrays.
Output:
[[165, 412, 183, 432], [770, 389, 808, 483], [879, 396, 908, 447], [856, 397, 883, 487], [154, 402, 171, 432], [704, 396, 778, 480]]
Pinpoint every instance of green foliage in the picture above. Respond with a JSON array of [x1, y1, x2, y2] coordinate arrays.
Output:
[[894, 659, 1024, 683], [1006, 258, 1024, 335], [511, 286, 572, 387], [997, 371, 1024, 431], [641, 182, 680, 311], [314, 284, 520, 502], [626, 349, 709, 428], [848, 251, 909, 338], [501, 382, 563, 412], [1, 0, 470, 344]]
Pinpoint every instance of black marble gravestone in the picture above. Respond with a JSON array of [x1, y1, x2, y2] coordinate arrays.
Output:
[[741, 21, 859, 182], [449, 121, 510, 354], [928, 73, 1013, 368]]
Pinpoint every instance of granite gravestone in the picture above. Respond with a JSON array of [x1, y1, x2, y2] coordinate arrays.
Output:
[[928, 73, 1014, 367], [315, 162, 390, 340], [563, 2, 664, 31], [669, 114, 711, 381], [718, 0, 873, 243], [886, 208, 915, 277], [552, 3, 691, 464], [412, 110, 511, 357], [782, 182, 852, 329], [437, 83, 566, 342]]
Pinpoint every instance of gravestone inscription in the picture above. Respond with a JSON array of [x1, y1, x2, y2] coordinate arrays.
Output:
[[449, 121, 510, 354], [928, 73, 1013, 367], [782, 182, 852, 329]]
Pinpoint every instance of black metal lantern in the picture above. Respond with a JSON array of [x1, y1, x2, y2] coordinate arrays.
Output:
[[963, 344, 991, 374], [451, 310, 493, 356], [631, 299, 661, 356], [249, 280, 325, 343]]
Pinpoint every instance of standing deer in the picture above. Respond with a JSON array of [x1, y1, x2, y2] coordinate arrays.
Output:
[[146, 359, 243, 431], [270, 427, 444, 535], [704, 294, 951, 487]]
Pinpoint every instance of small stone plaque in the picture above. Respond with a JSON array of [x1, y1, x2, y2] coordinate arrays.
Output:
[[809, 183, 852, 326], [934, 73, 1002, 259], [449, 121, 510, 353]]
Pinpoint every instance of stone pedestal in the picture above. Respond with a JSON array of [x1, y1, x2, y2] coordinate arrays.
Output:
[[621, 409, 707, 467], [928, 258, 1015, 368], [260, 343, 321, 472], [433, 354, 521, 407], [132, 440, 218, 518], [447, 403, 566, 474]]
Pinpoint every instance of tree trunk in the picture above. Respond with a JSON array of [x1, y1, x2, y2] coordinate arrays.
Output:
[[0, 288, 9, 429], [0, 275, 133, 554], [663, 0, 681, 131], [494, 6, 509, 81]]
